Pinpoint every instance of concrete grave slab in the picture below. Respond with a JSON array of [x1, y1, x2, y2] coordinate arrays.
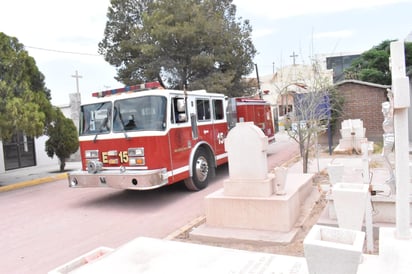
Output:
[[63, 237, 309, 274]]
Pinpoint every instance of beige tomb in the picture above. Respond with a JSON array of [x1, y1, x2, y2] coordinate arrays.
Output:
[[191, 122, 317, 244]]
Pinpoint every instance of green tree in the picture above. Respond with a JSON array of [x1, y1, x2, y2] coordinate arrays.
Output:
[[345, 40, 412, 85], [0, 32, 53, 141], [45, 108, 79, 171], [1, 33, 79, 171], [99, 0, 256, 97]]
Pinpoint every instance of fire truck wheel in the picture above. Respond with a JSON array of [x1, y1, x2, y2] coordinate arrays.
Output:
[[184, 148, 211, 191]]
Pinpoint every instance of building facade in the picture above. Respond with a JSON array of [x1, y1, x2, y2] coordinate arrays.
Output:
[[334, 80, 390, 142], [0, 93, 80, 174], [260, 63, 333, 130]]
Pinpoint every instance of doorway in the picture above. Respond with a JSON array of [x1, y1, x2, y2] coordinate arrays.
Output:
[[3, 133, 36, 170]]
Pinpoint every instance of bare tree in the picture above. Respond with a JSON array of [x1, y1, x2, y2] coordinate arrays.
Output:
[[284, 62, 342, 173], [288, 91, 330, 173]]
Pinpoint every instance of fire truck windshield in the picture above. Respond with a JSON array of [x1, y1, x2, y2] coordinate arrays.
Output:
[[113, 95, 167, 132], [80, 102, 112, 136], [79, 96, 167, 136]]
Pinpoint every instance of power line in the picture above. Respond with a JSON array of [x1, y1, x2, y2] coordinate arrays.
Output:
[[25, 45, 100, 57]]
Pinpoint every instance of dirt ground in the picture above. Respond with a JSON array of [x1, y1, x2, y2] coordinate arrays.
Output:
[[172, 150, 385, 257], [173, 183, 327, 257]]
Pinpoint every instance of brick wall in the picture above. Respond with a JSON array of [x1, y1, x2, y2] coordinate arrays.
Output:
[[334, 81, 389, 142]]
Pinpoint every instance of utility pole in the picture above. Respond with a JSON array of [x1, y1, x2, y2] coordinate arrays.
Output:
[[272, 62, 275, 74], [255, 63, 262, 99], [71, 70, 82, 94]]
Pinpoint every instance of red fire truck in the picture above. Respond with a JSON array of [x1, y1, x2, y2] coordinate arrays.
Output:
[[68, 82, 275, 191]]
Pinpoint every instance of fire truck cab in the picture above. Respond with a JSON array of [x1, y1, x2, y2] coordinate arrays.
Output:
[[69, 83, 274, 191]]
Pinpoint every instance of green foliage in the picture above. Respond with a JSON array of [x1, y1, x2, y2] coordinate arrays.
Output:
[[99, 0, 256, 96], [45, 108, 79, 171], [345, 40, 412, 85], [0, 32, 78, 171], [0, 32, 53, 140]]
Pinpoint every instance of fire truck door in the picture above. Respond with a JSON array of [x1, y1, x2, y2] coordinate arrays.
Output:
[[169, 97, 195, 181], [194, 98, 226, 158]]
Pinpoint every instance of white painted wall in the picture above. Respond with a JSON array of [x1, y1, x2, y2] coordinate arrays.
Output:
[[0, 141, 4, 173], [0, 92, 80, 173]]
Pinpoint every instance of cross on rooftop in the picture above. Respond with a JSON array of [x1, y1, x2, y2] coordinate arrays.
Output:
[[71, 70, 82, 94], [290, 51, 298, 65]]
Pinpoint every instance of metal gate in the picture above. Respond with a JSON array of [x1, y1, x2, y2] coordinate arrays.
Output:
[[3, 133, 36, 170]]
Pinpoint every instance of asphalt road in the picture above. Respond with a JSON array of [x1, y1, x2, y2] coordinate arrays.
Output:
[[0, 135, 299, 274]]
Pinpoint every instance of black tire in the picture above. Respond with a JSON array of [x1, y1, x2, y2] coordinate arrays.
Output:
[[184, 148, 212, 191]]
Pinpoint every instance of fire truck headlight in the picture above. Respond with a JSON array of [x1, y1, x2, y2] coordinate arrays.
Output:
[[85, 150, 99, 159], [129, 157, 145, 166], [128, 147, 144, 157], [87, 160, 103, 174]]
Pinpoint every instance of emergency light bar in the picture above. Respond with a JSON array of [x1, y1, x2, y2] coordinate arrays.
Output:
[[92, 81, 162, 98], [236, 97, 267, 104]]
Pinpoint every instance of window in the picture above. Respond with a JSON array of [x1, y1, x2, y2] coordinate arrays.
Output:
[[80, 102, 112, 135], [171, 97, 187, 123], [213, 99, 224, 120], [113, 96, 166, 131], [196, 99, 211, 121]]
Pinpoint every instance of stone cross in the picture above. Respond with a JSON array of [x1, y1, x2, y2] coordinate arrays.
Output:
[[71, 70, 82, 94], [390, 41, 411, 239]]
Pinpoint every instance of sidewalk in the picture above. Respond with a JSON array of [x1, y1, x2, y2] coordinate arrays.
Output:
[[0, 161, 81, 192]]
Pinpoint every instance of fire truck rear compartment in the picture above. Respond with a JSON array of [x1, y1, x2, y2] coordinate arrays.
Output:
[[68, 168, 168, 190]]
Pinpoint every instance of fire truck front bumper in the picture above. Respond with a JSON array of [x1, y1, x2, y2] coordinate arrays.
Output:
[[68, 168, 169, 190]]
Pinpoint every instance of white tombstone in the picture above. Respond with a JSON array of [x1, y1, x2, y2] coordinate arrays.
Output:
[[223, 122, 275, 197], [193, 122, 318, 239], [225, 122, 268, 181], [340, 119, 365, 139], [338, 119, 368, 152]]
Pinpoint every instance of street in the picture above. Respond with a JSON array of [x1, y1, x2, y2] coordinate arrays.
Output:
[[0, 135, 298, 274]]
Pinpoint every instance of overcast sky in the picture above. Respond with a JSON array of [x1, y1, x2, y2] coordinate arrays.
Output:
[[1, 0, 411, 105]]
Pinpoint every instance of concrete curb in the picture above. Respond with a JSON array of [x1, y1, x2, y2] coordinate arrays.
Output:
[[164, 216, 206, 240], [0, 173, 68, 193]]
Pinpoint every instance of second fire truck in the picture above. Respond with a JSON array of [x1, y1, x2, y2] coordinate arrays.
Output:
[[68, 82, 275, 191]]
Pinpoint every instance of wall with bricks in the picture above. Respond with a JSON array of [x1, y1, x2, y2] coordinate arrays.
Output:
[[333, 80, 390, 142]]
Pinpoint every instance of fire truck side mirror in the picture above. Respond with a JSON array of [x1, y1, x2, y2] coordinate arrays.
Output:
[[177, 113, 187, 122], [176, 99, 186, 112]]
